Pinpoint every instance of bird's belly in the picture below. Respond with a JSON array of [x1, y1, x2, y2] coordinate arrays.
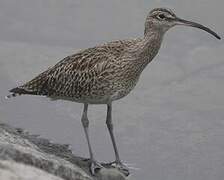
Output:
[[50, 76, 139, 104], [85, 78, 138, 103], [59, 91, 130, 104], [51, 85, 135, 104], [53, 95, 119, 104], [50, 95, 108, 104]]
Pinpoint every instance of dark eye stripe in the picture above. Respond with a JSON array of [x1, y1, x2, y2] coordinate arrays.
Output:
[[158, 14, 165, 19]]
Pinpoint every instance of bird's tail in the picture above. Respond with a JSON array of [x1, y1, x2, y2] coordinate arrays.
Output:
[[5, 92, 19, 99], [4, 70, 50, 102], [6, 70, 50, 99], [5, 87, 35, 100], [1, 88, 21, 104]]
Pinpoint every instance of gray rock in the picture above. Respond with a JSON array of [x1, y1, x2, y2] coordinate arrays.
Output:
[[96, 168, 126, 180], [0, 160, 63, 180], [0, 123, 127, 180]]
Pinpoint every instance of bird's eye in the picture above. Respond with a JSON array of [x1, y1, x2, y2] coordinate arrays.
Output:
[[157, 14, 166, 20]]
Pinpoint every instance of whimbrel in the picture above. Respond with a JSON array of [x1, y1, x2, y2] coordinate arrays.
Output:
[[7, 8, 220, 175]]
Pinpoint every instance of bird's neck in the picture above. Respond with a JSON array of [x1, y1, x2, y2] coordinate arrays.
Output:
[[131, 30, 164, 73]]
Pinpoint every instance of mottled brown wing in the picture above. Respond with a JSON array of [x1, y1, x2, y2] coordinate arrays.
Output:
[[44, 47, 117, 98], [10, 39, 140, 98]]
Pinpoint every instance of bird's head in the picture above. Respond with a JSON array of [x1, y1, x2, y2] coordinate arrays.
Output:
[[145, 8, 221, 40]]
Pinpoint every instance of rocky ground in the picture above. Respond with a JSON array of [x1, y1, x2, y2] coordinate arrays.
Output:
[[0, 123, 126, 180]]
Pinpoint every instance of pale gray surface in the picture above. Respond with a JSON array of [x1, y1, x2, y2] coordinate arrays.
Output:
[[0, 0, 223, 180]]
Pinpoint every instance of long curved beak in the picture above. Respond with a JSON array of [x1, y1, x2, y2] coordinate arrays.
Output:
[[175, 17, 221, 40]]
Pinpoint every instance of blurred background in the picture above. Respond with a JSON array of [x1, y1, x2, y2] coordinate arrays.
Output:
[[0, 0, 223, 179]]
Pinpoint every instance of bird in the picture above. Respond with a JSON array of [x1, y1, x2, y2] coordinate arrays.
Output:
[[7, 8, 220, 175]]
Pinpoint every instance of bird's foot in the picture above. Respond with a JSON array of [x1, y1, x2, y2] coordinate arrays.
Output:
[[89, 160, 103, 175], [109, 161, 130, 176]]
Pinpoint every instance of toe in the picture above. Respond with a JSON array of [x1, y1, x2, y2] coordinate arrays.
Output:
[[90, 161, 103, 175]]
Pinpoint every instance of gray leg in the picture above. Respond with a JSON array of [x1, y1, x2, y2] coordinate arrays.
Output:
[[106, 103, 129, 175], [106, 102, 121, 163], [81, 103, 102, 174]]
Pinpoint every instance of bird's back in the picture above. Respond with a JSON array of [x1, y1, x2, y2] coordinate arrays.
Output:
[[10, 38, 142, 103]]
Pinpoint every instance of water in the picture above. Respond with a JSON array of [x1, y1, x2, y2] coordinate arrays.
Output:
[[0, 1, 224, 179]]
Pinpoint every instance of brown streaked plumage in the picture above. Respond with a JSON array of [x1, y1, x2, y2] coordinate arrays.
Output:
[[8, 8, 220, 175], [13, 39, 143, 102]]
